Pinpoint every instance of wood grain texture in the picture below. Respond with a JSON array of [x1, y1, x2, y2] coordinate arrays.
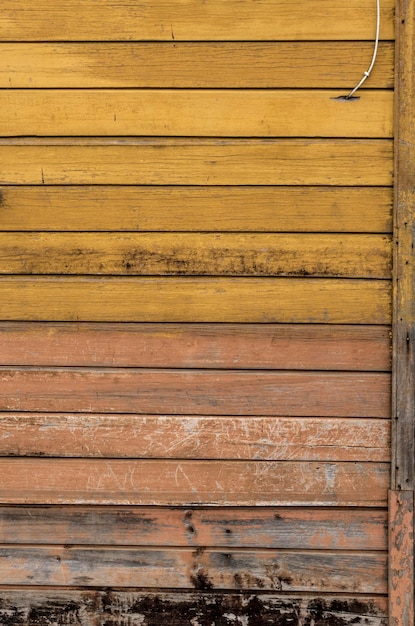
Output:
[[0, 323, 392, 371], [0, 42, 394, 89], [0, 414, 390, 461], [392, 0, 415, 492], [0, 591, 389, 626], [0, 277, 392, 323], [0, 459, 389, 505], [389, 3, 415, 621], [0, 90, 393, 138], [0, 0, 395, 41], [0, 233, 392, 278], [0, 139, 393, 186], [389, 491, 415, 626], [0, 369, 391, 417], [0, 186, 393, 233], [0, 546, 387, 592], [0, 506, 387, 549]]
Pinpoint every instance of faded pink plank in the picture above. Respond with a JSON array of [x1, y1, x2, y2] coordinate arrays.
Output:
[[0, 369, 391, 417]]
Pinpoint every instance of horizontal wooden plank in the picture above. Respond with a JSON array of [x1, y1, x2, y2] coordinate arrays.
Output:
[[0, 0, 395, 41], [0, 233, 392, 278], [0, 459, 389, 505], [0, 323, 392, 370], [0, 277, 392, 323], [0, 139, 393, 186], [0, 415, 390, 461], [0, 42, 394, 89], [0, 547, 387, 592], [0, 369, 391, 417], [0, 186, 393, 233], [0, 506, 387, 549], [0, 591, 389, 626], [0, 90, 393, 138]]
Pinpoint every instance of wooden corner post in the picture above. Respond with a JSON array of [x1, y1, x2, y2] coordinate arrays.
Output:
[[390, 0, 415, 624]]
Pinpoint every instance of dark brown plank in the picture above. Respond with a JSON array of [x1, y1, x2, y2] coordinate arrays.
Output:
[[0, 459, 389, 505], [0, 506, 387, 550], [0, 546, 387, 592], [0, 186, 393, 233], [0, 591, 389, 626], [0, 323, 392, 371], [0, 369, 391, 417], [0, 414, 390, 461]]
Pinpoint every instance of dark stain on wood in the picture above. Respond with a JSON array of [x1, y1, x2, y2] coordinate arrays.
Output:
[[0, 592, 388, 625]]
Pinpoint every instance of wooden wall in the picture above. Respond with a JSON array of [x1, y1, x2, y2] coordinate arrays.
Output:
[[0, 2, 394, 624]]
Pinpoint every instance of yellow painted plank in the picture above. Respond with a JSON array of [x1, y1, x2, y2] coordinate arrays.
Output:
[[0, 42, 394, 89], [0, 90, 393, 138], [0, 277, 391, 323], [0, 0, 395, 41], [0, 139, 393, 186], [0, 233, 392, 278], [0, 186, 392, 233]]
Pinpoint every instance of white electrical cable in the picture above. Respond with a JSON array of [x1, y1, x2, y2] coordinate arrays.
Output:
[[345, 0, 381, 98]]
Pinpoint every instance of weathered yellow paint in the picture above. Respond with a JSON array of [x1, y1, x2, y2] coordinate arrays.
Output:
[[0, 42, 394, 89], [0, 277, 391, 323], [0, 90, 393, 138], [0, 186, 393, 232], [0, 139, 393, 186], [0, 0, 395, 41], [0, 233, 392, 278]]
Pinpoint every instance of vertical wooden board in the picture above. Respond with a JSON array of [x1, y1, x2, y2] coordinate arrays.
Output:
[[390, 2, 415, 624], [389, 491, 414, 626]]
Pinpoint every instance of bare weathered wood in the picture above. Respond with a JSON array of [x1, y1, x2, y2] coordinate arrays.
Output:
[[0, 414, 390, 461], [392, 0, 415, 494], [389, 491, 414, 626], [0, 369, 391, 417], [389, 2, 415, 623], [0, 139, 393, 186], [0, 42, 394, 89], [0, 546, 387, 592], [0, 233, 392, 278], [0, 459, 388, 505], [0, 277, 392, 323], [0, 186, 393, 232], [0, 90, 393, 138], [0, 591, 389, 626], [0, 323, 392, 371], [0, 0, 395, 41], [0, 506, 387, 550]]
